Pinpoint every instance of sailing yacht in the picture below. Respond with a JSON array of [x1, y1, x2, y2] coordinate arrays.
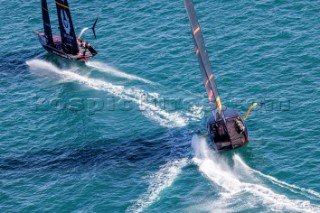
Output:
[[34, 0, 97, 61], [184, 0, 249, 151]]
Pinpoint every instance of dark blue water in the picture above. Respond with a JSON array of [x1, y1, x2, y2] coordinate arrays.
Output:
[[1, 0, 320, 212]]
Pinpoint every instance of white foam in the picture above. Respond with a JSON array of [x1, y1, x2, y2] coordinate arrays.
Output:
[[192, 135, 320, 212], [192, 136, 242, 194], [185, 105, 204, 121], [127, 159, 188, 213], [233, 154, 320, 200], [86, 61, 153, 84], [26, 59, 187, 128]]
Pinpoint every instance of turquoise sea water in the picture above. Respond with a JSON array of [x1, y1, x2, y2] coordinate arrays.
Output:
[[1, 0, 320, 212]]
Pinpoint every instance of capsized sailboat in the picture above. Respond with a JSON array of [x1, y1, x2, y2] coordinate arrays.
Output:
[[184, 0, 248, 151], [34, 0, 97, 61]]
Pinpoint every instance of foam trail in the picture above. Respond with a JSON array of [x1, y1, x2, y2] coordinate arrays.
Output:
[[127, 159, 187, 213], [185, 105, 204, 121], [86, 61, 153, 84], [234, 154, 320, 200], [192, 136, 242, 193], [26, 59, 186, 128], [192, 135, 320, 212]]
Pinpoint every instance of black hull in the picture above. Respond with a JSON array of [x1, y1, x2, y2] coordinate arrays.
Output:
[[36, 33, 97, 62], [207, 108, 249, 151]]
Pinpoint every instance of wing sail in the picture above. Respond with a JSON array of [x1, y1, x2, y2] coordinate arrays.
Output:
[[184, 0, 223, 113], [55, 0, 79, 55], [41, 0, 53, 44]]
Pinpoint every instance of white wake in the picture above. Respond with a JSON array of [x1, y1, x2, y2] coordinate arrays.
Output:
[[127, 159, 187, 213], [234, 154, 320, 201], [86, 61, 153, 84], [26, 59, 187, 128], [191, 135, 320, 212]]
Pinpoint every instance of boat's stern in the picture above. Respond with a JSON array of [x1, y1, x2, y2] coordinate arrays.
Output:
[[207, 108, 249, 151], [75, 39, 97, 61]]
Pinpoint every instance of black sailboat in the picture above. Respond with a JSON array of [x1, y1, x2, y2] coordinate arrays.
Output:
[[34, 0, 97, 61], [184, 0, 248, 151]]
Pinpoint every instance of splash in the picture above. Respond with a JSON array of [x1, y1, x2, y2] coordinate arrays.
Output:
[[26, 59, 186, 128], [191, 135, 320, 212], [234, 154, 320, 200], [127, 159, 188, 213], [86, 61, 153, 84], [185, 105, 204, 121]]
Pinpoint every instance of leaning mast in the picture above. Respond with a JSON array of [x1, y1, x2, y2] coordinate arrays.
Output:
[[184, 0, 226, 120], [41, 0, 54, 44]]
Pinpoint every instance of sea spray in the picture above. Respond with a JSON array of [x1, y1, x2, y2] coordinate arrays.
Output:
[[86, 61, 153, 84], [192, 135, 242, 193], [234, 154, 320, 200], [191, 135, 320, 212], [127, 159, 188, 213], [26, 59, 187, 127]]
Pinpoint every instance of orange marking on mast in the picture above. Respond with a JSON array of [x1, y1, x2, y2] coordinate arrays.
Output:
[[195, 48, 199, 55], [208, 90, 214, 101], [193, 27, 200, 35], [205, 74, 213, 87], [56, 1, 69, 9]]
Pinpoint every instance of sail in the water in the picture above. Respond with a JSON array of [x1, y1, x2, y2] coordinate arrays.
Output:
[[55, 0, 79, 55], [41, 0, 53, 44], [184, 0, 223, 113]]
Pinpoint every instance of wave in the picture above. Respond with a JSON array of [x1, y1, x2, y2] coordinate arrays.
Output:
[[191, 135, 320, 212], [127, 158, 187, 213], [26, 59, 187, 128], [86, 61, 153, 84]]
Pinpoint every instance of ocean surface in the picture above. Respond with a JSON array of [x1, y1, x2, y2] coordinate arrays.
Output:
[[1, 0, 320, 212]]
